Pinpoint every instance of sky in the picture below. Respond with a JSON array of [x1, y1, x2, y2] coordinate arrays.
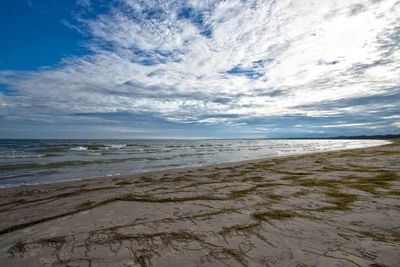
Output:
[[0, 0, 399, 139]]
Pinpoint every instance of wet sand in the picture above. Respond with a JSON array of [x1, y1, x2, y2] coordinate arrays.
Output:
[[0, 141, 399, 266]]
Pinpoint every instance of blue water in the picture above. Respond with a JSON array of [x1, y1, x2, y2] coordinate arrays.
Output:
[[0, 139, 389, 188]]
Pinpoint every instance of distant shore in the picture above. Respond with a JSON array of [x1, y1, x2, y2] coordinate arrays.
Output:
[[0, 140, 399, 266]]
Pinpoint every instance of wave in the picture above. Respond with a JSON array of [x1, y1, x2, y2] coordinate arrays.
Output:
[[69, 144, 127, 151], [70, 146, 88, 151], [106, 144, 127, 149], [0, 153, 45, 159], [38, 147, 67, 153], [86, 152, 103, 156]]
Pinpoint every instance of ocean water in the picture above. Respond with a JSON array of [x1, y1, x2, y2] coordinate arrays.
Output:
[[0, 139, 389, 188]]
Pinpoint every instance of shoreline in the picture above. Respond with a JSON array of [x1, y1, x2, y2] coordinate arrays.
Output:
[[0, 139, 392, 191], [0, 140, 399, 266]]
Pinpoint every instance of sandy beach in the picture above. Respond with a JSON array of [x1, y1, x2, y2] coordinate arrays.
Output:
[[0, 141, 399, 266]]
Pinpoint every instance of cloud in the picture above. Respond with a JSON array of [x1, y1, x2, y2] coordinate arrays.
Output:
[[0, 0, 399, 137], [76, 0, 91, 7]]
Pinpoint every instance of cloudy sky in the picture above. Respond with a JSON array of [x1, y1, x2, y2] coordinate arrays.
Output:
[[0, 0, 399, 138]]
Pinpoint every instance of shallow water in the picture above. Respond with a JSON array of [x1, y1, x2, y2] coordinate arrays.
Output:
[[0, 139, 389, 188]]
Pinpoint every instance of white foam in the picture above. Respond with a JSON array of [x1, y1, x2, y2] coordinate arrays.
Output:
[[107, 144, 127, 149], [70, 146, 88, 151]]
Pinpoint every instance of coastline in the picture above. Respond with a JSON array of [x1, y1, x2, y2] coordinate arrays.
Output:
[[0, 140, 399, 266], [0, 139, 391, 190]]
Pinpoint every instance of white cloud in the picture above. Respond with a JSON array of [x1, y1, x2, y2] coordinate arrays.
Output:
[[320, 122, 385, 129], [384, 115, 400, 120], [76, 0, 91, 7], [1, 0, 399, 130]]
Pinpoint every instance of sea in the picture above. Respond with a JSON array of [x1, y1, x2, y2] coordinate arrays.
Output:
[[0, 139, 389, 188]]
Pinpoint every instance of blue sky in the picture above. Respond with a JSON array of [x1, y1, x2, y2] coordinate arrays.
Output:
[[0, 0, 399, 139]]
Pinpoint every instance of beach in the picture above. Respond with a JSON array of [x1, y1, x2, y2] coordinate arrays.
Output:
[[0, 140, 399, 266]]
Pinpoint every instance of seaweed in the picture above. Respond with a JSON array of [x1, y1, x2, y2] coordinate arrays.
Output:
[[7, 240, 26, 258], [252, 209, 298, 221], [316, 189, 358, 212]]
